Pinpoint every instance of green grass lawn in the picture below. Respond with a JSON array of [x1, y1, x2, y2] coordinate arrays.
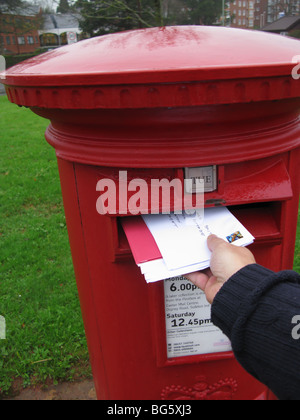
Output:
[[0, 96, 91, 396], [0, 94, 299, 397]]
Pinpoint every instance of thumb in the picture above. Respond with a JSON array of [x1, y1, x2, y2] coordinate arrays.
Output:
[[207, 234, 228, 252]]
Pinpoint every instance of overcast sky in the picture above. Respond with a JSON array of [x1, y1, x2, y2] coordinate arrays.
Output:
[[32, 0, 76, 11], [31, 0, 57, 10]]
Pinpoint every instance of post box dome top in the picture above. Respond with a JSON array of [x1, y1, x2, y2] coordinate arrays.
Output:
[[3, 25, 300, 109]]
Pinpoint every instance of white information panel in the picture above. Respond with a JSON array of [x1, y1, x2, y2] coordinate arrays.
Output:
[[164, 276, 231, 358]]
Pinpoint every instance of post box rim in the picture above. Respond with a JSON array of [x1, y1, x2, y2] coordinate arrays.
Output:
[[2, 26, 300, 110]]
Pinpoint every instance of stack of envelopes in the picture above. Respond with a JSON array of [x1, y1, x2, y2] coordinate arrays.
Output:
[[121, 207, 254, 283]]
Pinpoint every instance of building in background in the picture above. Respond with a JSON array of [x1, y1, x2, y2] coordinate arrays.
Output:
[[0, 3, 42, 54], [227, 0, 299, 29], [262, 15, 300, 35], [39, 13, 83, 49], [0, 1, 83, 55], [266, 0, 300, 24], [228, 0, 268, 29]]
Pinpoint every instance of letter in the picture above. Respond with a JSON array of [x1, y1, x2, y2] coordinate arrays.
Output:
[[151, 178, 183, 214], [135, 407, 142, 418], [174, 406, 183, 416], [116, 405, 123, 414], [292, 55, 300, 81], [128, 178, 148, 215], [119, 171, 128, 215], [96, 179, 116, 215], [152, 405, 159, 415], [292, 315, 300, 340], [107, 407, 113, 415], [160, 405, 168, 415]]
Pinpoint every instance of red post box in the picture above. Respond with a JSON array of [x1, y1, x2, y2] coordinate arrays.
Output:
[[2, 26, 300, 400]]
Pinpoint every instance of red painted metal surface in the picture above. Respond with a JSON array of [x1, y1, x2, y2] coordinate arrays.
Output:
[[3, 26, 300, 88], [2, 26, 300, 400]]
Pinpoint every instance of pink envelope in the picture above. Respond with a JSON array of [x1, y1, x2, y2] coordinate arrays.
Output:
[[121, 216, 162, 265]]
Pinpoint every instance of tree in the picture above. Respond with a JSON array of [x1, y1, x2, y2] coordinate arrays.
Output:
[[77, 0, 225, 37], [173, 0, 224, 26], [0, 0, 22, 8], [76, 0, 166, 36], [57, 0, 71, 13]]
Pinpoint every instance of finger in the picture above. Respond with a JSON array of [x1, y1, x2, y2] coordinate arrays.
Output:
[[204, 276, 224, 304], [207, 234, 228, 252], [184, 271, 210, 292]]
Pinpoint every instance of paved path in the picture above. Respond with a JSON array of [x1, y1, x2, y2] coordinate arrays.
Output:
[[3, 379, 97, 400]]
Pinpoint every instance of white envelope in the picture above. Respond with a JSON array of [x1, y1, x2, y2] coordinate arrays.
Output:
[[139, 258, 210, 283], [142, 207, 254, 272]]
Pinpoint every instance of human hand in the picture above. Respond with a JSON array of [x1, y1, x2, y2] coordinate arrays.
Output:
[[185, 234, 256, 304]]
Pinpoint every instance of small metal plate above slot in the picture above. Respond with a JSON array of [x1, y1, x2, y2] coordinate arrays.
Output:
[[185, 166, 217, 193]]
